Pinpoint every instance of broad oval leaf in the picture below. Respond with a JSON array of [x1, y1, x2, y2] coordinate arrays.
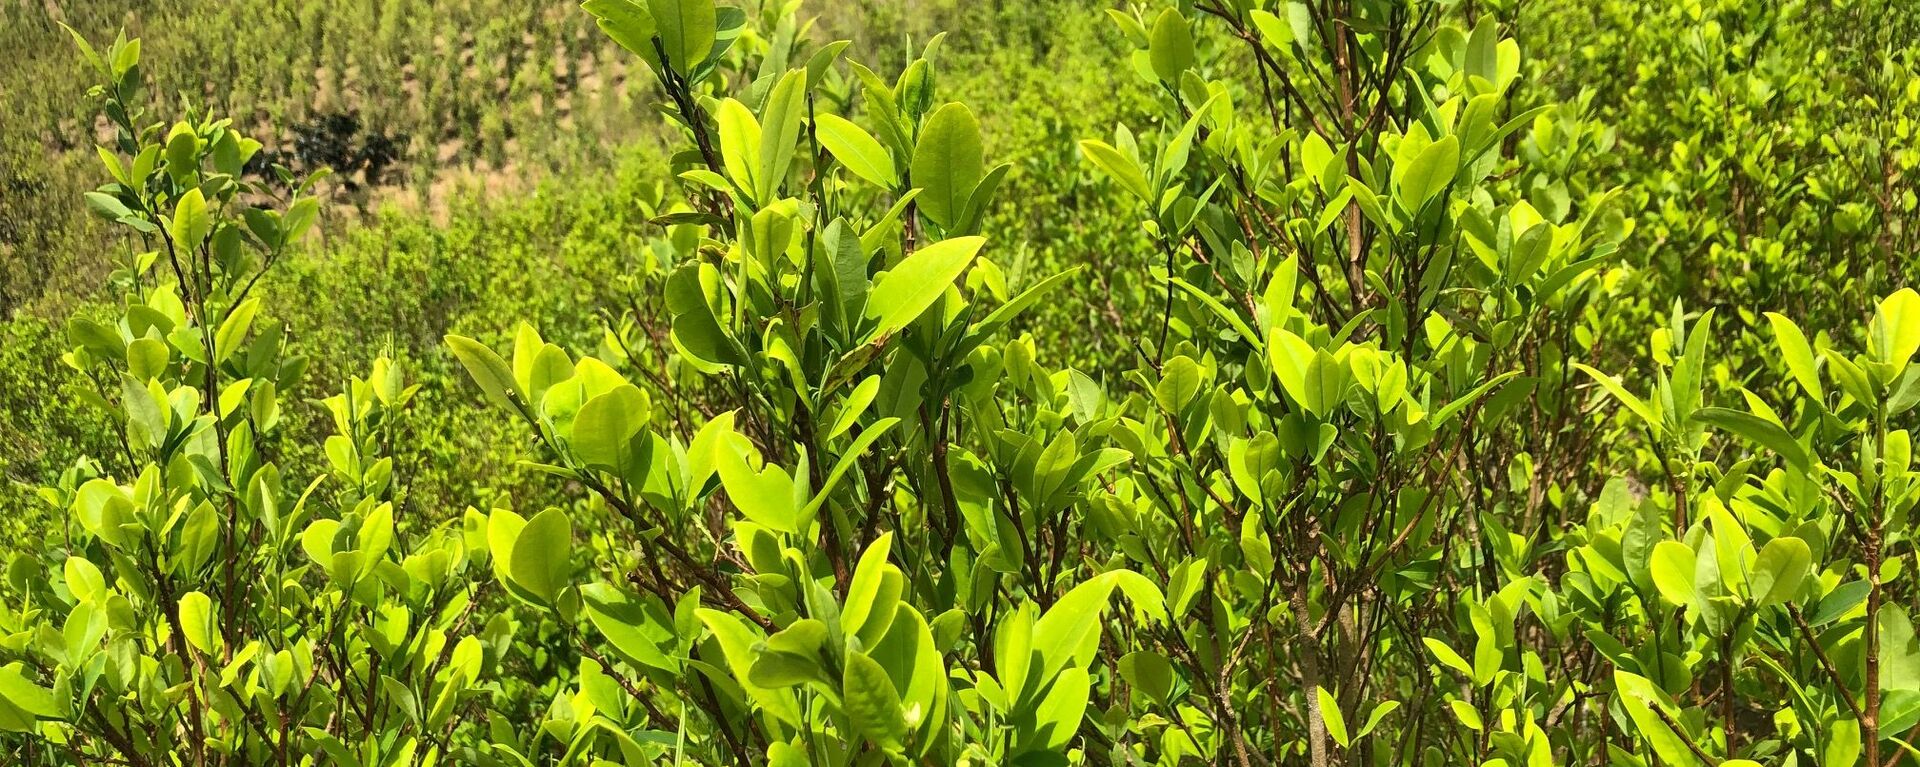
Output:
[[864, 235, 987, 341], [910, 103, 984, 229], [509, 508, 573, 606]]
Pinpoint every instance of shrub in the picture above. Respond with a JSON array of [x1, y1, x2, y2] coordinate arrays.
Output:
[[2, 2, 1917, 766]]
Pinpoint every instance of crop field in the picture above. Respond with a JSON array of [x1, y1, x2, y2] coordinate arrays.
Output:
[[0, 0, 1916, 764]]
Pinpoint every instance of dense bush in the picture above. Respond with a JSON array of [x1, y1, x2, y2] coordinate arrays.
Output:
[[1, 1, 1917, 766]]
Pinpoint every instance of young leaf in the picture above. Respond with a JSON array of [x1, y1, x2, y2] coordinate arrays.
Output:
[[1693, 406, 1813, 473], [716, 436, 802, 533], [1572, 363, 1663, 437], [647, 0, 715, 72], [1649, 541, 1697, 608], [755, 70, 806, 203], [509, 508, 573, 606], [1750, 536, 1811, 608], [178, 591, 217, 655], [1318, 686, 1350, 747], [844, 651, 908, 751], [213, 298, 260, 364], [170, 187, 211, 251], [910, 103, 984, 229], [1765, 312, 1824, 401], [864, 235, 986, 340], [817, 113, 895, 187], [0, 664, 63, 721], [1393, 134, 1459, 213], [582, 0, 660, 65], [1079, 140, 1152, 203], [1870, 288, 1920, 375], [446, 335, 520, 410], [1147, 9, 1194, 83]]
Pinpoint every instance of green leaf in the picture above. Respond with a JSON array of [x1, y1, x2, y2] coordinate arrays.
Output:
[[121, 373, 169, 450], [1147, 9, 1194, 83], [572, 384, 651, 475], [1464, 16, 1499, 85], [61, 23, 105, 75], [841, 533, 901, 646], [1826, 719, 1864, 767], [647, 0, 715, 72], [864, 235, 986, 340], [356, 502, 394, 573], [1302, 350, 1348, 418], [1506, 222, 1552, 282], [1811, 580, 1870, 626], [1693, 406, 1812, 474], [68, 316, 125, 358], [0, 664, 63, 720], [969, 268, 1082, 343], [1881, 606, 1920, 693], [1765, 312, 1824, 402], [1079, 140, 1152, 203], [910, 103, 984, 229], [64, 602, 106, 664], [1450, 699, 1484, 731], [665, 264, 746, 366], [817, 113, 895, 187], [1117, 651, 1175, 704], [65, 557, 107, 604], [1424, 637, 1473, 677], [581, 584, 676, 672], [844, 651, 907, 751], [509, 508, 572, 605], [714, 98, 761, 200], [1393, 134, 1459, 212], [1472, 634, 1502, 686], [1649, 541, 1697, 608], [1026, 667, 1091, 753], [716, 435, 802, 533], [164, 125, 198, 183], [1432, 370, 1520, 428], [1357, 700, 1400, 739], [801, 418, 899, 520], [755, 70, 806, 203], [214, 298, 260, 364], [582, 0, 660, 65], [85, 191, 133, 222], [446, 335, 519, 410], [1870, 288, 1920, 375], [179, 590, 217, 655], [1750, 536, 1811, 608], [170, 187, 212, 251], [1572, 363, 1663, 438], [696, 609, 800, 727], [1318, 686, 1350, 747], [1824, 348, 1877, 405], [1031, 571, 1144, 682], [1267, 328, 1315, 410], [868, 606, 945, 738], [1614, 670, 1702, 766]]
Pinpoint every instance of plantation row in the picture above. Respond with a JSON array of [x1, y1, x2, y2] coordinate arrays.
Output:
[[0, 0, 1917, 765]]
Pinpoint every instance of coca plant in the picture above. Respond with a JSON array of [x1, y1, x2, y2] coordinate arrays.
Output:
[[1, 31, 497, 766], [4, 2, 1919, 767]]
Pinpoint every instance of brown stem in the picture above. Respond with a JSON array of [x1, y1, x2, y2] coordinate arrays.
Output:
[[1790, 605, 1866, 723], [1866, 520, 1883, 767]]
